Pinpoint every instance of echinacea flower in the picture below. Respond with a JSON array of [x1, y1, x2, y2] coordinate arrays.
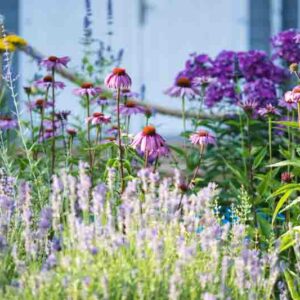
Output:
[[40, 56, 70, 70], [95, 95, 114, 106], [26, 99, 53, 111], [105, 68, 132, 90], [118, 101, 145, 116], [106, 125, 119, 136], [67, 129, 77, 137], [131, 125, 169, 157], [117, 89, 139, 98], [278, 92, 297, 111], [165, 77, 199, 98], [189, 130, 216, 148], [291, 86, 300, 102], [239, 99, 259, 117], [86, 112, 111, 125], [0, 116, 18, 130], [73, 82, 102, 97], [258, 104, 280, 117], [35, 75, 65, 90]]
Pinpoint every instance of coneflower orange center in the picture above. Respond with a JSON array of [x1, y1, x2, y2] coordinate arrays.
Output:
[[125, 101, 136, 108], [143, 125, 156, 136], [176, 77, 191, 88], [48, 56, 58, 62], [43, 75, 53, 82], [81, 82, 93, 89], [113, 68, 126, 76], [35, 99, 45, 107], [93, 112, 104, 118], [198, 130, 209, 137]]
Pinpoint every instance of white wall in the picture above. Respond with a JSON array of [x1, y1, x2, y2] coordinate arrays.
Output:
[[20, 0, 248, 136]]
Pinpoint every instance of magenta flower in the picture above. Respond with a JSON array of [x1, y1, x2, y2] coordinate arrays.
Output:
[[40, 56, 70, 70], [0, 116, 18, 130], [258, 104, 280, 117], [105, 68, 132, 89], [190, 130, 216, 147], [131, 125, 169, 157], [95, 95, 114, 106], [35, 75, 65, 90], [115, 89, 139, 98], [166, 76, 199, 98], [73, 82, 102, 97], [86, 112, 111, 125], [239, 99, 259, 117], [118, 101, 145, 116], [291, 86, 300, 102], [66, 128, 77, 137], [279, 92, 297, 111], [106, 126, 119, 136], [26, 99, 53, 111]]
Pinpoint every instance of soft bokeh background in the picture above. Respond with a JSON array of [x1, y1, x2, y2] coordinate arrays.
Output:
[[1, 0, 299, 136]]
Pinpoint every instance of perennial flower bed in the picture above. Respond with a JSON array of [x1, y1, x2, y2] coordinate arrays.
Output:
[[1, 8, 300, 299]]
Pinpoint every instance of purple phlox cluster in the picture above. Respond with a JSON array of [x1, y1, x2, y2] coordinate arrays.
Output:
[[204, 79, 237, 107], [244, 78, 277, 107], [237, 50, 288, 83], [212, 50, 236, 79], [271, 29, 300, 63]]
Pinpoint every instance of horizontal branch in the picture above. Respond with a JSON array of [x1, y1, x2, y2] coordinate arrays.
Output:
[[21, 45, 232, 121]]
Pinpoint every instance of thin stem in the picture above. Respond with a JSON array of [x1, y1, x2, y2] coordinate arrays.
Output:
[[182, 95, 186, 149], [38, 108, 44, 143], [116, 88, 125, 193], [268, 116, 272, 165], [86, 93, 93, 180], [287, 110, 291, 172], [189, 150, 203, 187], [298, 102, 300, 128], [27, 94, 34, 143], [51, 67, 56, 176], [144, 150, 149, 168]]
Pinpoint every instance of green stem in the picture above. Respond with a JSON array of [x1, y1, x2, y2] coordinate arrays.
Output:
[[51, 67, 56, 176], [116, 88, 125, 193], [86, 93, 93, 180], [268, 116, 272, 165], [182, 96, 186, 148], [27, 94, 34, 143]]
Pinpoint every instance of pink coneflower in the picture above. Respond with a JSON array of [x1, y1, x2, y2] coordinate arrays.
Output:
[[118, 101, 145, 116], [190, 130, 216, 148], [239, 99, 259, 117], [106, 125, 119, 136], [131, 125, 169, 157], [258, 104, 280, 117], [66, 128, 77, 137], [0, 116, 18, 130], [95, 95, 114, 106], [40, 56, 70, 70], [86, 112, 111, 125], [105, 68, 132, 89], [166, 77, 199, 98], [73, 82, 102, 97], [35, 75, 65, 90], [279, 92, 297, 111], [114, 88, 139, 99]]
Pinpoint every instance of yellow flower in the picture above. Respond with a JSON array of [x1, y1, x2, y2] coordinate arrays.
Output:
[[3, 34, 27, 47], [0, 39, 15, 52]]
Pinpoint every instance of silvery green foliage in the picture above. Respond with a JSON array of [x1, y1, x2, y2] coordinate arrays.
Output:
[[0, 167, 280, 299]]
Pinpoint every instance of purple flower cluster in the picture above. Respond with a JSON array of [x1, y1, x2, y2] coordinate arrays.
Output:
[[271, 29, 300, 63]]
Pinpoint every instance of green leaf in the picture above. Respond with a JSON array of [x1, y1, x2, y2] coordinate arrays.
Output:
[[279, 197, 300, 214], [274, 121, 299, 128], [269, 183, 300, 199], [272, 189, 294, 225], [279, 226, 300, 252], [257, 213, 271, 238], [284, 270, 300, 300], [253, 147, 267, 169], [268, 159, 300, 168]]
